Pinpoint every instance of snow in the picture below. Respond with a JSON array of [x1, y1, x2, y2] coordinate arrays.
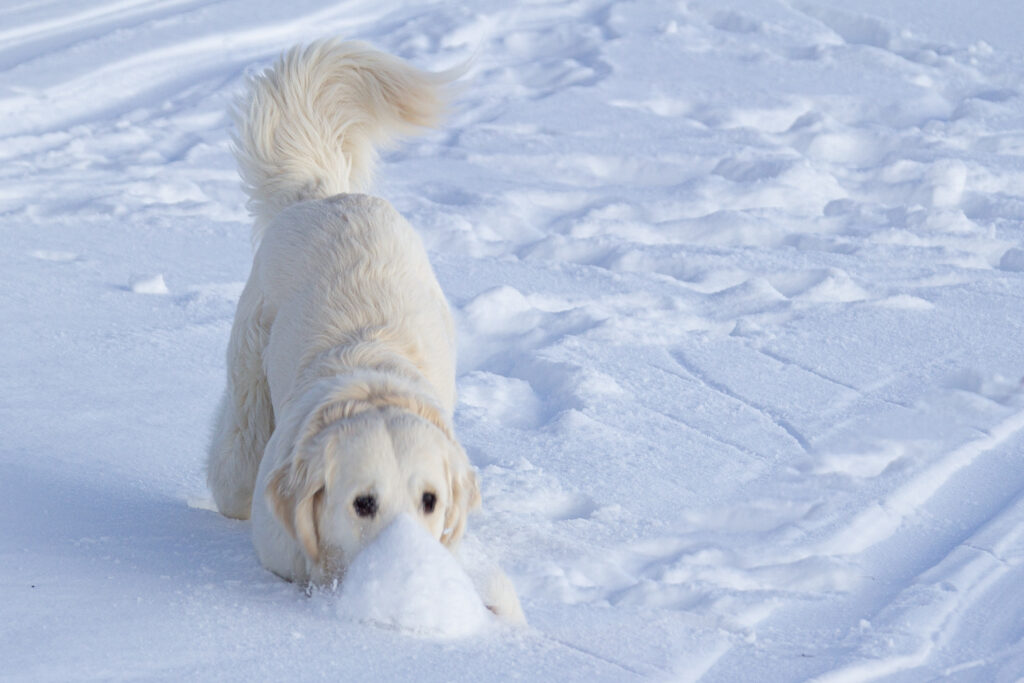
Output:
[[2, 0, 1024, 680], [129, 273, 169, 295], [332, 515, 491, 639]]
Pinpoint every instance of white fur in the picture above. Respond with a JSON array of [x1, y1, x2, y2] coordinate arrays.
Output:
[[206, 39, 522, 621]]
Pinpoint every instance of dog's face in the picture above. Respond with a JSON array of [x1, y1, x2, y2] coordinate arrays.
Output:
[[266, 408, 479, 582]]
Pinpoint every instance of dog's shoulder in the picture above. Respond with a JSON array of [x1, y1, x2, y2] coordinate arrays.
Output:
[[321, 193, 400, 224], [258, 193, 409, 262], [269, 192, 392, 226]]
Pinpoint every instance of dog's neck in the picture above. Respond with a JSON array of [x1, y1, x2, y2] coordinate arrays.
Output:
[[297, 326, 425, 389], [289, 326, 455, 442]]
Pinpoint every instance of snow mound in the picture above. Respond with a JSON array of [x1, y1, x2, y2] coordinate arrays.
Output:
[[335, 515, 490, 638], [130, 274, 168, 294]]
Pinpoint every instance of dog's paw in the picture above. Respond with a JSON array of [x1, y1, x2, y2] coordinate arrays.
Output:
[[482, 567, 527, 626]]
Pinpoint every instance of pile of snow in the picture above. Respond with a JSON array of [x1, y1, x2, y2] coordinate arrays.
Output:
[[334, 515, 490, 638], [129, 273, 168, 295]]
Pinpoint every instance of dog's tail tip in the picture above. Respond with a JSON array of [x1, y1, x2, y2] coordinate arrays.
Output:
[[232, 39, 460, 243]]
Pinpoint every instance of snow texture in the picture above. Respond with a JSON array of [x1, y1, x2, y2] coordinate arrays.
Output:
[[2, 0, 1024, 681]]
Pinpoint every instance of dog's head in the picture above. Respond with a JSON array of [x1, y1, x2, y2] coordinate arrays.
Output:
[[265, 399, 479, 582]]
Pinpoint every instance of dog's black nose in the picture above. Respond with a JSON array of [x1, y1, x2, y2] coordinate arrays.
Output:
[[354, 494, 378, 518]]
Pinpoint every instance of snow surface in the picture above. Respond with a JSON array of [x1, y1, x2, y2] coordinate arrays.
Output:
[[3, 0, 1024, 680]]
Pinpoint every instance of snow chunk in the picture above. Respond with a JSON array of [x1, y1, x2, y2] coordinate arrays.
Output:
[[130, 274, 168, 295], [335, 515, 490, 638]]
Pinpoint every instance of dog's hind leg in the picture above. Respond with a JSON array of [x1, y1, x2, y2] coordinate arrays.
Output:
[[207, 284, 273, 519]]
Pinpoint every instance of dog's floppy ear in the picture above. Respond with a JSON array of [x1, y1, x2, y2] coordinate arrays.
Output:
[[266, 448, 327, 562], [442, 444, 481, 549]]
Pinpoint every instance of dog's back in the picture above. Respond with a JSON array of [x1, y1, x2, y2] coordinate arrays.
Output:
[[256, 194, 456, 413], [230, 40, 461, 411]]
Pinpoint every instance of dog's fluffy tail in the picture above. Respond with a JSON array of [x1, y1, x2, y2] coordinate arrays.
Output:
[[233, 39, 455, 243]]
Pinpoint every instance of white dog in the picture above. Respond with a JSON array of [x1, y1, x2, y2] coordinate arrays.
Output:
[[206, 39, 522, 621]]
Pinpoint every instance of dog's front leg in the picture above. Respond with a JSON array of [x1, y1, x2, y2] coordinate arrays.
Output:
[[207, 281, 274, 519]]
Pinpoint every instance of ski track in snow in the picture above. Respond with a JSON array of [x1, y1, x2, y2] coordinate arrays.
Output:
[[2, 0, 1024, 680]]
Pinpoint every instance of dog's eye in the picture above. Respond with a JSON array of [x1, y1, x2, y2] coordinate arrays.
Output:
[[421, 491, 437, 514], [353, 494, 377, 518]]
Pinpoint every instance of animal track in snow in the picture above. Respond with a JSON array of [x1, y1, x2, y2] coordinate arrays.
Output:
[[459, 371, 546, 431]]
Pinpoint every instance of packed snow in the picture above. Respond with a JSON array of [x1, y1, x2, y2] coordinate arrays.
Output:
[[2, 0, 1024, 680], [331, 515, 491, 639]]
